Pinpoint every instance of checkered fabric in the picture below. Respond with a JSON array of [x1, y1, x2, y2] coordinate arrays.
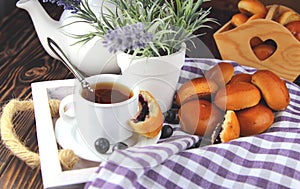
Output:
[[84, 58, 300, 189]]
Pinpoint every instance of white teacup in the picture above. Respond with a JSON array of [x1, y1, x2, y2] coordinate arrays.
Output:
[[59, 74, 139, 155]]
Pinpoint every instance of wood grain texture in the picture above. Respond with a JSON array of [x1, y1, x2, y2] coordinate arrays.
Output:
[[0, 3, 72, 189], [214, 4, 300, 82]]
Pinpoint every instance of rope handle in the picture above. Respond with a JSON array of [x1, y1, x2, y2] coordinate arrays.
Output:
[[0, 99, 78, 170]]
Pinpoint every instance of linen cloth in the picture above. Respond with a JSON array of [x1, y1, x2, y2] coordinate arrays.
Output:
[[84, 58, 300, 189]]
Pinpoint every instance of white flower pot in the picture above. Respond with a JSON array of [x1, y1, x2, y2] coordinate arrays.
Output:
[[116, 43, 186, 112]]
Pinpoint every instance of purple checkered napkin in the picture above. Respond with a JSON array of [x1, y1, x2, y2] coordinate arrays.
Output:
[[85, 59, 300, 189]]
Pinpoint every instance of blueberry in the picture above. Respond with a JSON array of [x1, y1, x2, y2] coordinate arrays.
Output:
[[160, 124, 173, 139], [164, 109, 179, 124], [112, 142, 128, 151], [171, 100, 179, 109], [94, 138, 110, 154]]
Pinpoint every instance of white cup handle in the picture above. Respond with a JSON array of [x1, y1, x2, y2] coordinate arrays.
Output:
[[59, 94, 76, 124]]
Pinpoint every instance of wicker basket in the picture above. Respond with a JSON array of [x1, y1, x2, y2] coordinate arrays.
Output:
[[214, 4, 300, 82]]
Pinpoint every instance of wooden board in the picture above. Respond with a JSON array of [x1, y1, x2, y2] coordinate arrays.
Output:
[[214, 5, 300, 82], [31, 79, 99, 188]]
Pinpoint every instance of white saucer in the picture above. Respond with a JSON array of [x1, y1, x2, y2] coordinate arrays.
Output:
[[55, 117, 160, 162]]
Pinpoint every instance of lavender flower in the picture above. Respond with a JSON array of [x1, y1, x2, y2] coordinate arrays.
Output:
[[102, 23, 153, 54], [43, 0, 81, 12]]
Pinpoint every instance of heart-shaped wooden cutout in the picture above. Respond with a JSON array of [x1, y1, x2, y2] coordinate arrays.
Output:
[[250, 37, 277, 60]]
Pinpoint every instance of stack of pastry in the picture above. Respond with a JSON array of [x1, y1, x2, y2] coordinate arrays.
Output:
[[276, 7, 300, 42], [230, 0, 300, 60], [231, 0, 267, 28], [231, 0, 300, 36], [176, 62, 290, 143]]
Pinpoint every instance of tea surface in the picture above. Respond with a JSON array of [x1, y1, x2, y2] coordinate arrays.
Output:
[[82, 82, 133, 104]]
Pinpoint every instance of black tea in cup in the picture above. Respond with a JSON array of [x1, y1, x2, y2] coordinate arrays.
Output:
[[82, 82, 133, 104]]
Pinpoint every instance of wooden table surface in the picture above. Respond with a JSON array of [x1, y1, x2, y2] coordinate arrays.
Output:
[[0, 3, 73, 189], [1, 1, 293, 188]]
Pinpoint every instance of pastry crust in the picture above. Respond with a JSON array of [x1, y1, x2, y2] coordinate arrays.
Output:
[[231, 11, 266, 27], [238, 0, 267, 17], [176, 77, 218, 106], [250, 37, 263, 48], [252, 43, 276, 60], [285, 21, 300, 41], [251, 70, 290, 111], [204, 62, 235, 88], [231, 13, 248, 27], [236, 103, 274, 136], [178, 99, 223, 136], [247, 12, 266, 21], [277, 10, 300, 25], [229, 73, 252, 84], [219, 110, 240, 143], [214, 82, 261, 110], [129, 90, 164, 138]]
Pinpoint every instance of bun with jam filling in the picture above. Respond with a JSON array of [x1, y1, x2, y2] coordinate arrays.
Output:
[[129, 90, 164, 138]]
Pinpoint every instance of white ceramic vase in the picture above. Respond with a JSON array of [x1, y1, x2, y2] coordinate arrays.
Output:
[[116, 43, 186, 113]]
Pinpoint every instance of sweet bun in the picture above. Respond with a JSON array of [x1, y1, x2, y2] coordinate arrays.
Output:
[[178, 99, 223, 136], [238, 0, 267, 17], [285, 21, 300, 41], [204, 62, 234, 87], [236, 103, 274, 136], [251, 70, 290, 111], [231, 13, 248, 27], [250, 37, 263, 48], [252, 43, 276, 60], [214, 82, 261, 110], [229, 73, 252, 84], [129, 90, 164, 138], [277, 10, 300, 25], [247, 12, 266, 21], [176, 77, 219, 106], [218, 110, 240, 143]]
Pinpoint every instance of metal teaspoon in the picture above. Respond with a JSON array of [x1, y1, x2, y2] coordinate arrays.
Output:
[[47, 37, 94, 93]]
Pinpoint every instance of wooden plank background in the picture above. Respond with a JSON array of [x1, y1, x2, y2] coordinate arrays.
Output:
[[0, 3, 73, 188]]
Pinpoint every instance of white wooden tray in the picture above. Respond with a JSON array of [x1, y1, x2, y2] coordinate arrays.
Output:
[[31, 79, 98, 189]]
